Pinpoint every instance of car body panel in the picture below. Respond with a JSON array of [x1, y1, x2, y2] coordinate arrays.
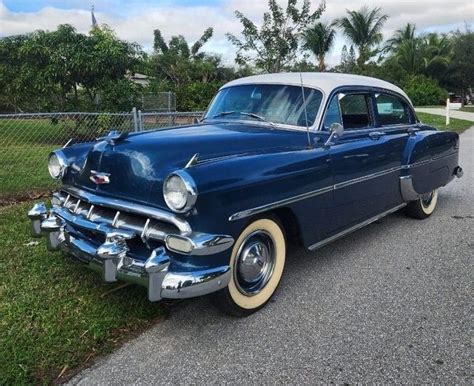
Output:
[[31, 73, 462, 302]]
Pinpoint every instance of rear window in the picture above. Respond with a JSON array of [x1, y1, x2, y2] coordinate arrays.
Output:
[[375, 93, 411, 126]]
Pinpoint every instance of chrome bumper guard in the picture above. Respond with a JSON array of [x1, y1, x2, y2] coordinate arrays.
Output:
[[27, 200, 232, 302]]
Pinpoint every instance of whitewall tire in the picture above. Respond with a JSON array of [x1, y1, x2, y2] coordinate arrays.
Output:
[[211, 217, 286, 316], [405, 189, 439, 219]]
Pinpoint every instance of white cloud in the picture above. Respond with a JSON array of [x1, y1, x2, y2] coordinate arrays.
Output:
[[0, 0, 472, 67]]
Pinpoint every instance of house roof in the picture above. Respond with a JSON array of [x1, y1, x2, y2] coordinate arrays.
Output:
[[222, 72, 411, 103]]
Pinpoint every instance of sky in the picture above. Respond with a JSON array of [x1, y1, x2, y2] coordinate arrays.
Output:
[[0, 0, 472, 67]]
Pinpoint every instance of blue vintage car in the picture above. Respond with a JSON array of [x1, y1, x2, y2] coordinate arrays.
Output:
[[28, 73, 463, 316]]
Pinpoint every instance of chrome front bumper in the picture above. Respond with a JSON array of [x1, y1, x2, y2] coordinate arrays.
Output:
[[27, 198, 233, 302]]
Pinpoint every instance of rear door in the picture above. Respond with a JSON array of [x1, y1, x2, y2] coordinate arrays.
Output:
[[323, 89, 411, 234]]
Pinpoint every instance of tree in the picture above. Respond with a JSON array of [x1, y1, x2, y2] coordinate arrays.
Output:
[[0, 24, 143, 112], [337, 6, 388, 67], [386, 23, 416, 51], [445, 30, 474, 104], [302, 21, 336, 71], [227, 0, 325, 73], [336, 44, 356, 73], [149, 28, 237, 110]]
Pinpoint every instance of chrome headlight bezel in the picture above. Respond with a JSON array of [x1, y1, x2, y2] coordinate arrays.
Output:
[[163, 170, 198, 213], [48, 150, 68, 180]]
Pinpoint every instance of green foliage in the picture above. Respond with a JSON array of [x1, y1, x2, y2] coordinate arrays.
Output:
[[444, 30, 474, 96], [148, 28, 236, 110], [401, 75, 448, 106], [0, 24, 143, 112], [302, 22, 336, 71], [336, 6, 388, 66], [227, 0, 325, 72]]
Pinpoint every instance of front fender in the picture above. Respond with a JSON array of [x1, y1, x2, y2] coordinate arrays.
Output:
[[185, 145, 332, 245]]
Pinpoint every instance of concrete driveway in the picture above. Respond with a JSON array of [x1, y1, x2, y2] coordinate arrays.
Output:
[[415, 107, 474, 122], [71, 128, 473, 384]]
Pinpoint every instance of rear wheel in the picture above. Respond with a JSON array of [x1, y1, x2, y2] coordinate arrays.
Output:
[[405, 189, 439, 219], [211, 217, 286, 317]]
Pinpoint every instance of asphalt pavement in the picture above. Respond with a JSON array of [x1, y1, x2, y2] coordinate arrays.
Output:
[[71, 128, 473, 384]]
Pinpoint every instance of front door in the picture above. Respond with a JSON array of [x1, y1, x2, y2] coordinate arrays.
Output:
[[324, 90, 410, 234]]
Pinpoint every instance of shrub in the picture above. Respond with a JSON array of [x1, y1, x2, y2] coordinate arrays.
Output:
[[401, 75, 448, 106]]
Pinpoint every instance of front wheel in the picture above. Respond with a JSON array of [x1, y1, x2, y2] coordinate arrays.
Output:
[[405, 189, 439, 219], [211, 217, 286, 317]]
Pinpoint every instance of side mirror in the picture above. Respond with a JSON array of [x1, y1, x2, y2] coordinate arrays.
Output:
[[324, 122, 344, 147]]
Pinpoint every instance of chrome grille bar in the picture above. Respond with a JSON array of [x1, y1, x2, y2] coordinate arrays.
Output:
[[62, 185, 191, 233]]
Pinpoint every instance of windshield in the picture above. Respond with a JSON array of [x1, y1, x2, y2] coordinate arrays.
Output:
[[204, 84, 323, 127]]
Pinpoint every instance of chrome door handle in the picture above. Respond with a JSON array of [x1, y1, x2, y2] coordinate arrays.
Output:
[[369, 131, 385, 140]]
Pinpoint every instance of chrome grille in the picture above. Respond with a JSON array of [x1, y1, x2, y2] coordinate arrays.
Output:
[[54, 189, 183, 245]]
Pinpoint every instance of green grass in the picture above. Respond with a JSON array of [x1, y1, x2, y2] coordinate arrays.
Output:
[[0, 116, 132, 199], [416, 112, 473, 133], [0, 202, 167, 384], [458, 105, 474, 113]]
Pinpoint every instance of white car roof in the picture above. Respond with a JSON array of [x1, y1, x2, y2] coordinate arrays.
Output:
[[222, 72, 411, 103]]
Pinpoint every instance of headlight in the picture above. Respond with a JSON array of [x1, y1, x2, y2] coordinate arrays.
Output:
[[48, 151, 68, 179], [163, 170, 197, 213]]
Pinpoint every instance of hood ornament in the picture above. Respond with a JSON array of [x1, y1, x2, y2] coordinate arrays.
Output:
[[97, 130, 128, 145], [90, 170, 111, 184], [185, 153, 199, 168]]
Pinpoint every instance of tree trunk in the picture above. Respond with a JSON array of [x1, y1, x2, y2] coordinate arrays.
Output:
[[318, 55, 325, 72]]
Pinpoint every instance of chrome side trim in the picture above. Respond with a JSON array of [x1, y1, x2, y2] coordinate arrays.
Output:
[[334, 166, 400, 190], [229, 166, 401, 221], [399, 175, 420, 201], [229, 185, 334, 221], [400, 159, 430, 170], [308, 203, 406, 250], [63, 186, 191, 233]]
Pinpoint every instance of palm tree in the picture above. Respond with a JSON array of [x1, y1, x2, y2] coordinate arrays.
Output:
[[302, 22, 336, 71], [394, 32, 452, 76], [337, 6, 388, 67], [387, 23, 416, 51]]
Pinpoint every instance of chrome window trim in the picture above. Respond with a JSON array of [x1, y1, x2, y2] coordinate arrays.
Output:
[[317, 86, 416, 132], [205, 82, 326, 133], [63, 185, 192, 233]]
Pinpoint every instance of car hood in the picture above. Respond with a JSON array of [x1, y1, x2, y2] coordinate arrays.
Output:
[[68, 122, 307, 206]]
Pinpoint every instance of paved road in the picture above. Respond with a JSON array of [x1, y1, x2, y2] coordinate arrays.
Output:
[[416, 107, 474, 122], [72, 128, 473, 384]]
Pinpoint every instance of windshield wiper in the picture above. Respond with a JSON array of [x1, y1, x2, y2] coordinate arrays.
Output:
[[239, 112, 275, 126], [212, 111, 237, 118], [211, 111, 275, 126]]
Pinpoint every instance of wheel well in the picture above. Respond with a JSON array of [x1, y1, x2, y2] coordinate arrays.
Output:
[[267, 207, 302, 246]]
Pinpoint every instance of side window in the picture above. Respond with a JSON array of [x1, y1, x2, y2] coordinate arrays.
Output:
[[339, 93, 372, 129], [323, 96, 342, 130], [375, 93, 411, 126]]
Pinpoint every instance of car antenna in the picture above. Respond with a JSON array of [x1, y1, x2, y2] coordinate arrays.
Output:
[[299, 72, 311, 149]]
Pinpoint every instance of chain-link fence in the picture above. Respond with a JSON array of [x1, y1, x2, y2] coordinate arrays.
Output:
[[142, 92, 176, 112], [0, 110, 203, 201]]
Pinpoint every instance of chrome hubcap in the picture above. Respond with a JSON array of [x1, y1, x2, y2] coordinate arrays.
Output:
[[234, 230, 276, 296]]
